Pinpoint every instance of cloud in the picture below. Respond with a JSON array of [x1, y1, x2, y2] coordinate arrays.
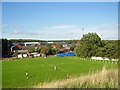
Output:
[[10, 31, 25, 35], [52, 25, 78, 29], [6, 24, 118, 40], [10, 31, 58, 37], [84, 24, 118, 40], [0, 24, 9, 30]]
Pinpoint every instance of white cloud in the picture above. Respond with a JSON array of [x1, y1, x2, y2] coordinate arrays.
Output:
[[0, 24, 9, 30], [10, 31, 25, 35], [84, 24, 118, 40], [52, 25, 78, 29], [6, 24, 118, 40]]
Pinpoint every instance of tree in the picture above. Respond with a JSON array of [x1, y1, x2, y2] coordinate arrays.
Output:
[[1, 38, 13, 58], [41, 47, 48, 56], [74, 33, 118, 59], [70, 45, 76, 51], [45, 45, 58, 55], [36, 47, 41, 53], [74, 33, 102, 58], [100, 40, 118, 59]]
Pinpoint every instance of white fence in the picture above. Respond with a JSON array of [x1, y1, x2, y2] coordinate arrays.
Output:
[[90, 56, 118, 64], [91, 57, 110, 61]]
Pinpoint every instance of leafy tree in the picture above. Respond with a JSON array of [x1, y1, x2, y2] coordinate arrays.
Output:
[[74, 33, 118, 59], [36, 47, 41, 53], [41, 47, 48, 55], [101, 40, 118, 59], [70, 45, 76, 51], [74, 33, 102, 58], [46, 45, 58, 55], [49, 48, 58, 55]]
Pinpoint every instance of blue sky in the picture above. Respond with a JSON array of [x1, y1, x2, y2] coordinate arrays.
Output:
[[2, 2, 118, 40]]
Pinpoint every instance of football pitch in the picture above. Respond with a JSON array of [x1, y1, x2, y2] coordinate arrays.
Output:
[[2, 57, 117, 88]]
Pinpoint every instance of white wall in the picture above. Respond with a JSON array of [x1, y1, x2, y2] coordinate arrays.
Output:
[[17, 54, 23, 58]]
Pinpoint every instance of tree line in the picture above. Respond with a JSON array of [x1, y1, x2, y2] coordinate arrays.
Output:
[[9, 39, 78, 44], [74, 33, 119, 59]]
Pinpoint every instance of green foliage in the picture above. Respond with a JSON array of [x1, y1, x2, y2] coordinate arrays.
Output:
[[74, 33, 102, 58], [28, 47, 35, 53], [66, 40, 78, 44], [43, 45, 58, 55], [50, 48, 58, 55], [74, 46, 81, 56], [36, 47, 41, 53], [74, 33, 118, 59], [9, 39, 79, 44], [100, 40, 118, 59], [70, 45, 76, 51], [9, 39, 45, 43]]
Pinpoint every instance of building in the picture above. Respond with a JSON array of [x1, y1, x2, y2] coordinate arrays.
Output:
[[47, 42, 53, 44], [24, 42, 40, 46], [17, 50, 29, 58], [62, 44, 71, 49]]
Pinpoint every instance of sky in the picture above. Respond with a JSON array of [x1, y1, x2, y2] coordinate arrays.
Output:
[[2, 2, 118, 40], [2, 0, 120, 2]]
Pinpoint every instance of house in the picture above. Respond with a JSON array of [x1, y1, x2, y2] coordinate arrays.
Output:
[[11, 41, 45, 57], [11, 44, 30, 58], [17, 50, 29, 58], [62, 44, 71, 49], [11, 44, 26, 53]]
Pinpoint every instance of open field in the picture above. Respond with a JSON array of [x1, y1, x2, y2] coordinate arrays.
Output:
[[2, 57, 118, 88]]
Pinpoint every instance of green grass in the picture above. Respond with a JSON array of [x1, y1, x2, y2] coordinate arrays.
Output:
[[0, 61, 2, 89], [2, 57, 117, 88]]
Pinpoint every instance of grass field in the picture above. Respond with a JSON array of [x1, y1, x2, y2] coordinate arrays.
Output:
[[2, 57, 118, 88]]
